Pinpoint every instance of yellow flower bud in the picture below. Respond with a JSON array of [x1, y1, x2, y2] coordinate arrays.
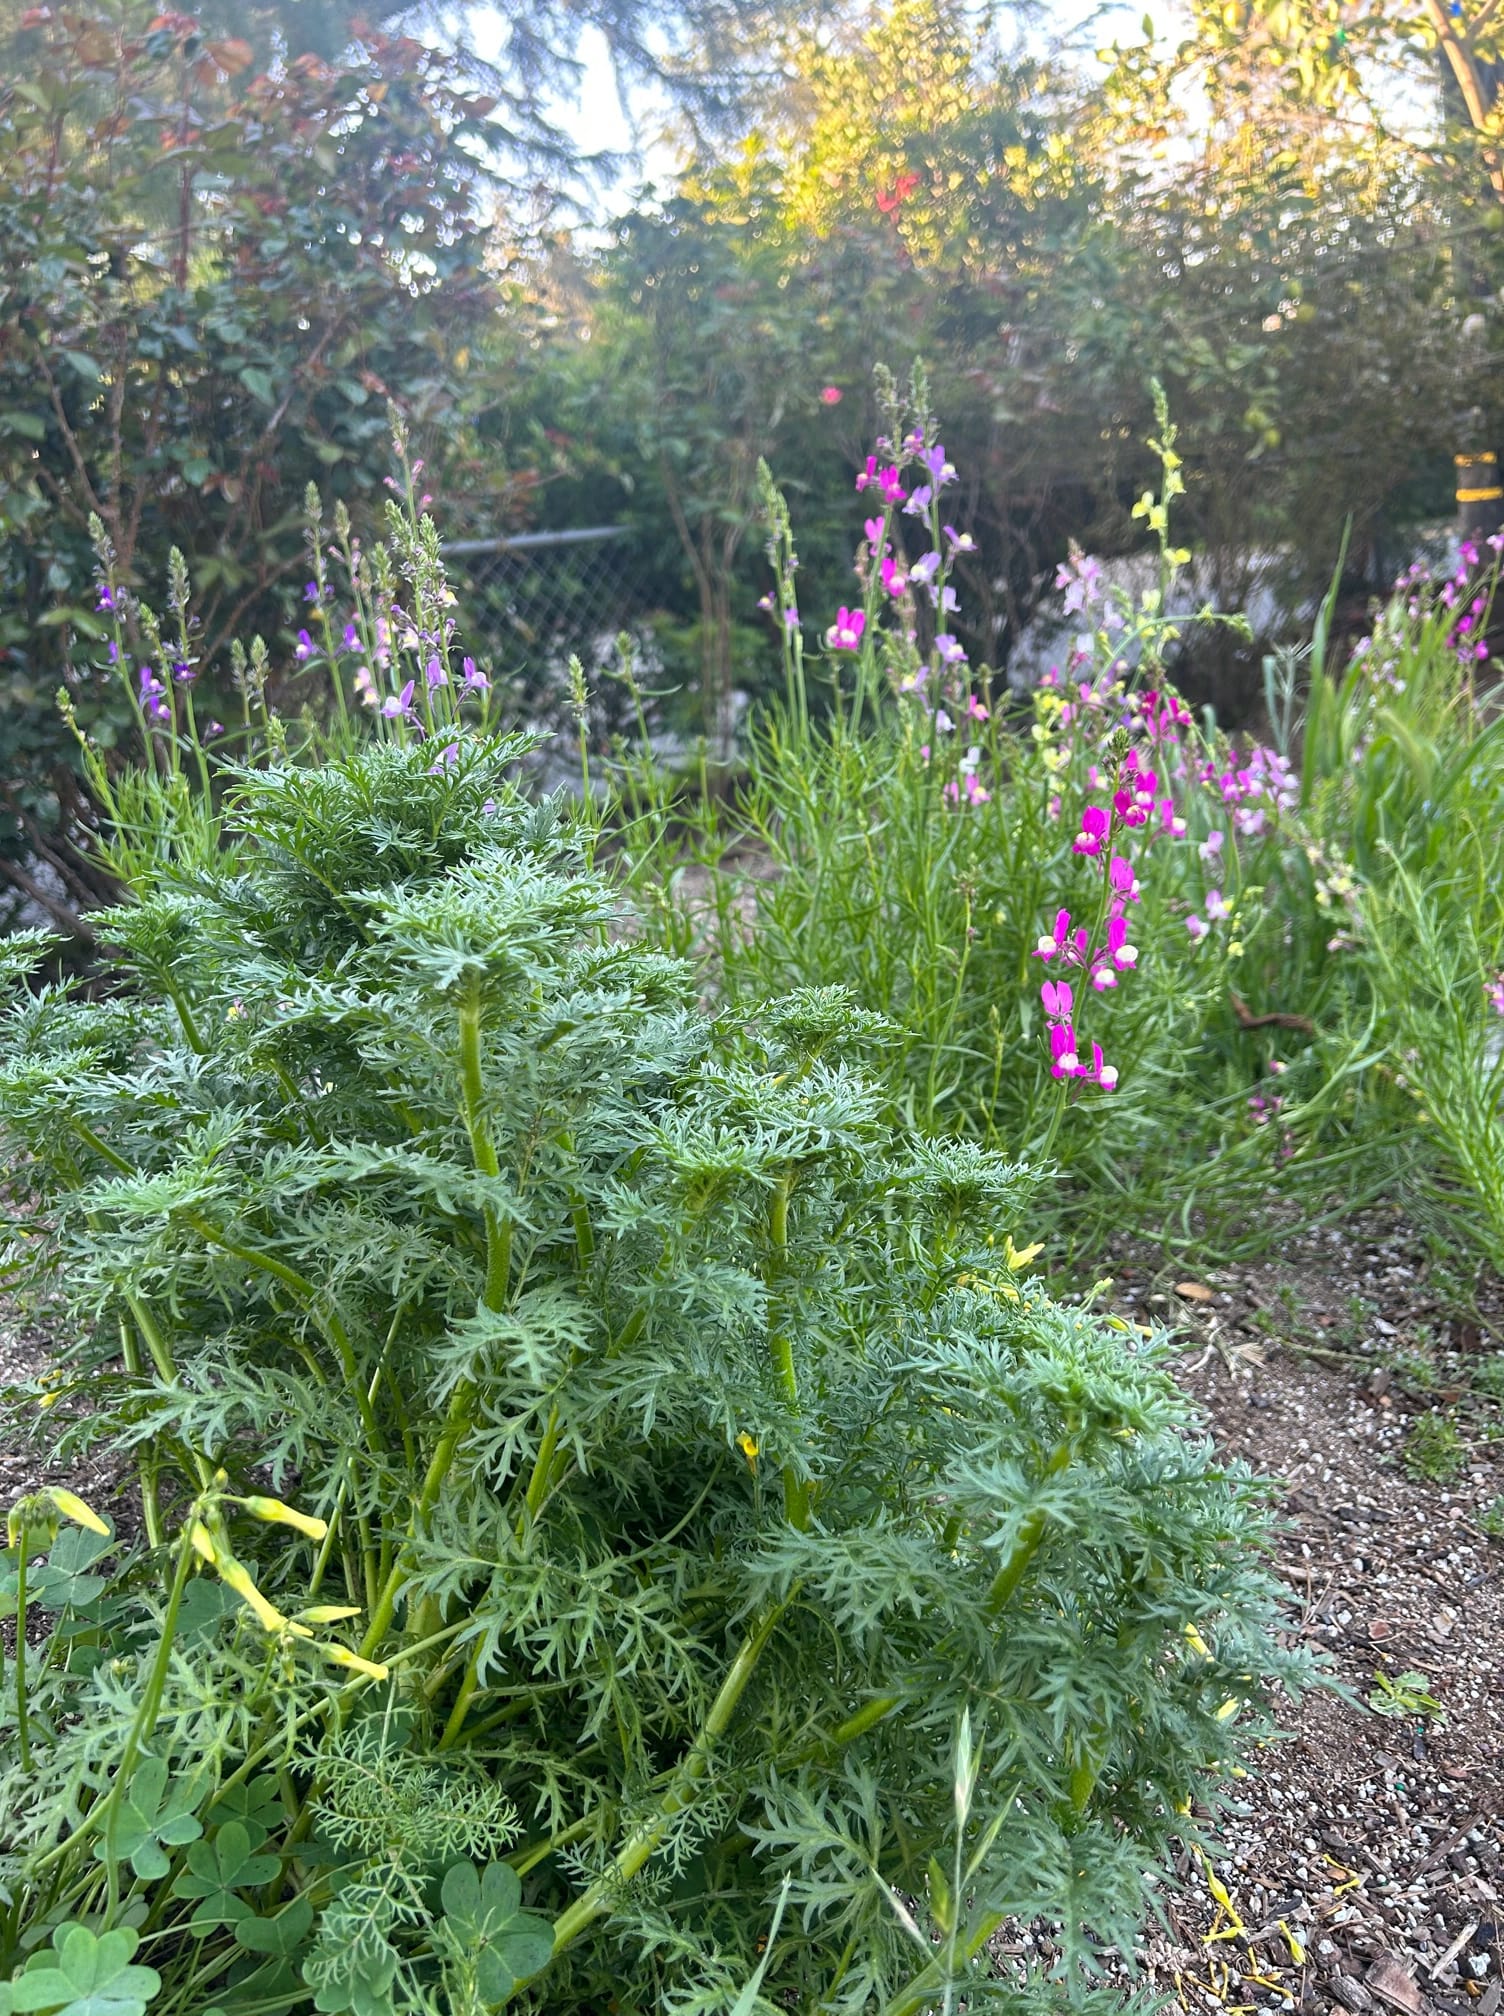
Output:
[[1183, 1622, 1211, 1661], [296, 1604, 363, 1624], [239, 1496, 328, 1541], [735, 1432, 759, 1472]]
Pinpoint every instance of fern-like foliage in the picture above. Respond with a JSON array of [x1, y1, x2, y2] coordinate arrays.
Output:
[[0, 735, 1310, 2015]]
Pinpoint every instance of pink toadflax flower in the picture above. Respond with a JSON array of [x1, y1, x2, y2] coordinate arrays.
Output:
[[826, 607, 866, 652], [1049, 1022, 1080, 1079], [1073, 805, 1110, 856]]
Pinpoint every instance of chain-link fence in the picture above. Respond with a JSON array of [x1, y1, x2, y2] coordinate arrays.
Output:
[[443, 526, 647, 738]]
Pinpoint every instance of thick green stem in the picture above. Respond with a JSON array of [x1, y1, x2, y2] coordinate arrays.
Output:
[[84, 1520, 197, 1866], [358, 1376, 476, 1658], [984, 1441, 1072, 1619], [457, 982, 511, 1312], [118, 1318, 164, 1552], [14, 1532, 32, 1773], [881, 1908, 1008, 2016], [764, 1170, 809, 1530], [544, 1597, 789, 1963]]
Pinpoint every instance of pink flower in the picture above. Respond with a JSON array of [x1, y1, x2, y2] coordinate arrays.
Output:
[[1077, 1042, 1118, 1091], [1109, 856, 1140, 905], [826, 607, 866, 652], [353, 665, 377, 708], [864, 515, 887, 549], [1049, 1023, 1080, 1078], [881, 555, 908, 597], [1073, 806, 1110, 856], [878, 467, 907, 506], [1159, 799, 1187, 838], [820, 385, 843, 405], [1041, 979, 1074, 1020], [1204, 889, 1228, 921], [965, 694, 989, 721], [381, 678, 417, 723], [1035, 910, 1090, 964], [855, 457, 880, 492], [1199, 829, 1224, 865], [1091, 917, 1137, 991], [1185, 914, 1208, 940]]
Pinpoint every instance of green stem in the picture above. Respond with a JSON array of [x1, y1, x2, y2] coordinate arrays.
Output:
[[358, 1377, 476, 1658], [983, 1440, 1072, 1619], [457, 981, 511, 1312], [14, 1531, 32, 1773], [118, 1318, 164, 1551], [764, 1170, 809, 1530], [881, 1908, 1008, 2016], [544, 1597, 790, 1963], [80, 1520, 197, 1868]]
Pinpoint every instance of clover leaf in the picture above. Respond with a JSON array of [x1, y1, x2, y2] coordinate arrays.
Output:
[[0, 1923, 160, 2016], [206, 1777, 283, 1851], [92, 1760, 203, 1881], [170, 1822, 280, 1931], [233, 1895, 314, 1959], [307, 1941, 398, 2016], [439, 1861, 553, 2007]]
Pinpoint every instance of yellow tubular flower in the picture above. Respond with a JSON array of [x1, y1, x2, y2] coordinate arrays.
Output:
[[239, 1496, 329, 1541], [217, 1557, 291, 1634], [296, 1604, 363, 1624], [1003, 1235, 1044, 1273], [188, 1520, 219, 1566], [45, 1489, 110, 1536], [1183, 1623, 1212, 1661], [322, 1644, 389, 1682]]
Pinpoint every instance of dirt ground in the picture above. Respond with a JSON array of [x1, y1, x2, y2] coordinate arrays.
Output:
[[1089, 1216, 1504, 2016], [3, 1213, 1501, 2016]]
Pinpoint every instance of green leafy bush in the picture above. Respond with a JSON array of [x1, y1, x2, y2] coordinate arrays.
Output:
[[1, 730, 1303, 2011]]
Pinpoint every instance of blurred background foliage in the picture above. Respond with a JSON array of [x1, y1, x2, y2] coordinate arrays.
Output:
[[5, 0, 1504, 921]]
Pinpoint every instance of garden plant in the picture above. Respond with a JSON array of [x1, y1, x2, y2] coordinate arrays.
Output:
[[0, 486, 1309, 2014]]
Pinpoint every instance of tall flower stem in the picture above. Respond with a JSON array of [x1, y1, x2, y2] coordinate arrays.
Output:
[[544, 1596, 791, 1961]]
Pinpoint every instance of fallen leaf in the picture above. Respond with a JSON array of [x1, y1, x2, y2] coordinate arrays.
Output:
[[1174, 1281, 1215, 1303]]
